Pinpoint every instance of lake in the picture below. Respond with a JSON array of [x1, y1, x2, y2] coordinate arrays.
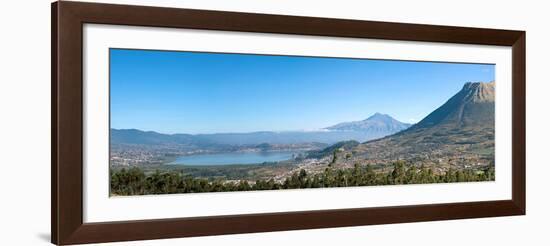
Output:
[[171, 151, 296, 166]]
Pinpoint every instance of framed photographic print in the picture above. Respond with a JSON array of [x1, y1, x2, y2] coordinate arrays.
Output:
[[52, 1, 525, 245]]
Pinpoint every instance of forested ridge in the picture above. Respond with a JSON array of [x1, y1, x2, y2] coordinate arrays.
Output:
[[111, 161, 494, 196]]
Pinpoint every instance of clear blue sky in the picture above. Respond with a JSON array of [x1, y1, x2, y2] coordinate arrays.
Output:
[[110, 49, 495, 134]]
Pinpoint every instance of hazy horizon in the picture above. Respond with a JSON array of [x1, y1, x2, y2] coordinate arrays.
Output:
[[110, 112, 403, 135], [110, 126, 350, 135], [110, 49, 495, 134]]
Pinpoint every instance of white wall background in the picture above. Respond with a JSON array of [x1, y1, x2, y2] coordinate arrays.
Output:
[[0, 0, 547, 245]]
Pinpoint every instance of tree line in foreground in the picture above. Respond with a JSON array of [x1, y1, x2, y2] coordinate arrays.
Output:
[[110, 161, 495, 196]]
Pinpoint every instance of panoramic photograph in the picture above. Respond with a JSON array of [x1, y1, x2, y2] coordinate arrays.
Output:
[[109, 48, 496, 196]]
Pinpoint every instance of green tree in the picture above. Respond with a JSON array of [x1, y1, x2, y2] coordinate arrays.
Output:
[[365, 164, 376, 185], [391, 161, 406, 184]]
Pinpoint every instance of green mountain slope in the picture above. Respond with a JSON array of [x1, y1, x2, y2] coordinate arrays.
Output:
[[347, 81, 495, 172]]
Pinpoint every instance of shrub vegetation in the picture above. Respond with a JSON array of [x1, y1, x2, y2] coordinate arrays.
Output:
[[110, 161, 494, 195]]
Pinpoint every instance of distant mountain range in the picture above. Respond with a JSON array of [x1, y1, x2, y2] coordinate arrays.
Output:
[[111, 81, 495, 171], [325, 112, 411, 133], [111, 113, 411, 146]]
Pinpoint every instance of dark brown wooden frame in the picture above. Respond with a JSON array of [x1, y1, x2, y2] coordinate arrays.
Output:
[[52, 1, 525, 245]]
